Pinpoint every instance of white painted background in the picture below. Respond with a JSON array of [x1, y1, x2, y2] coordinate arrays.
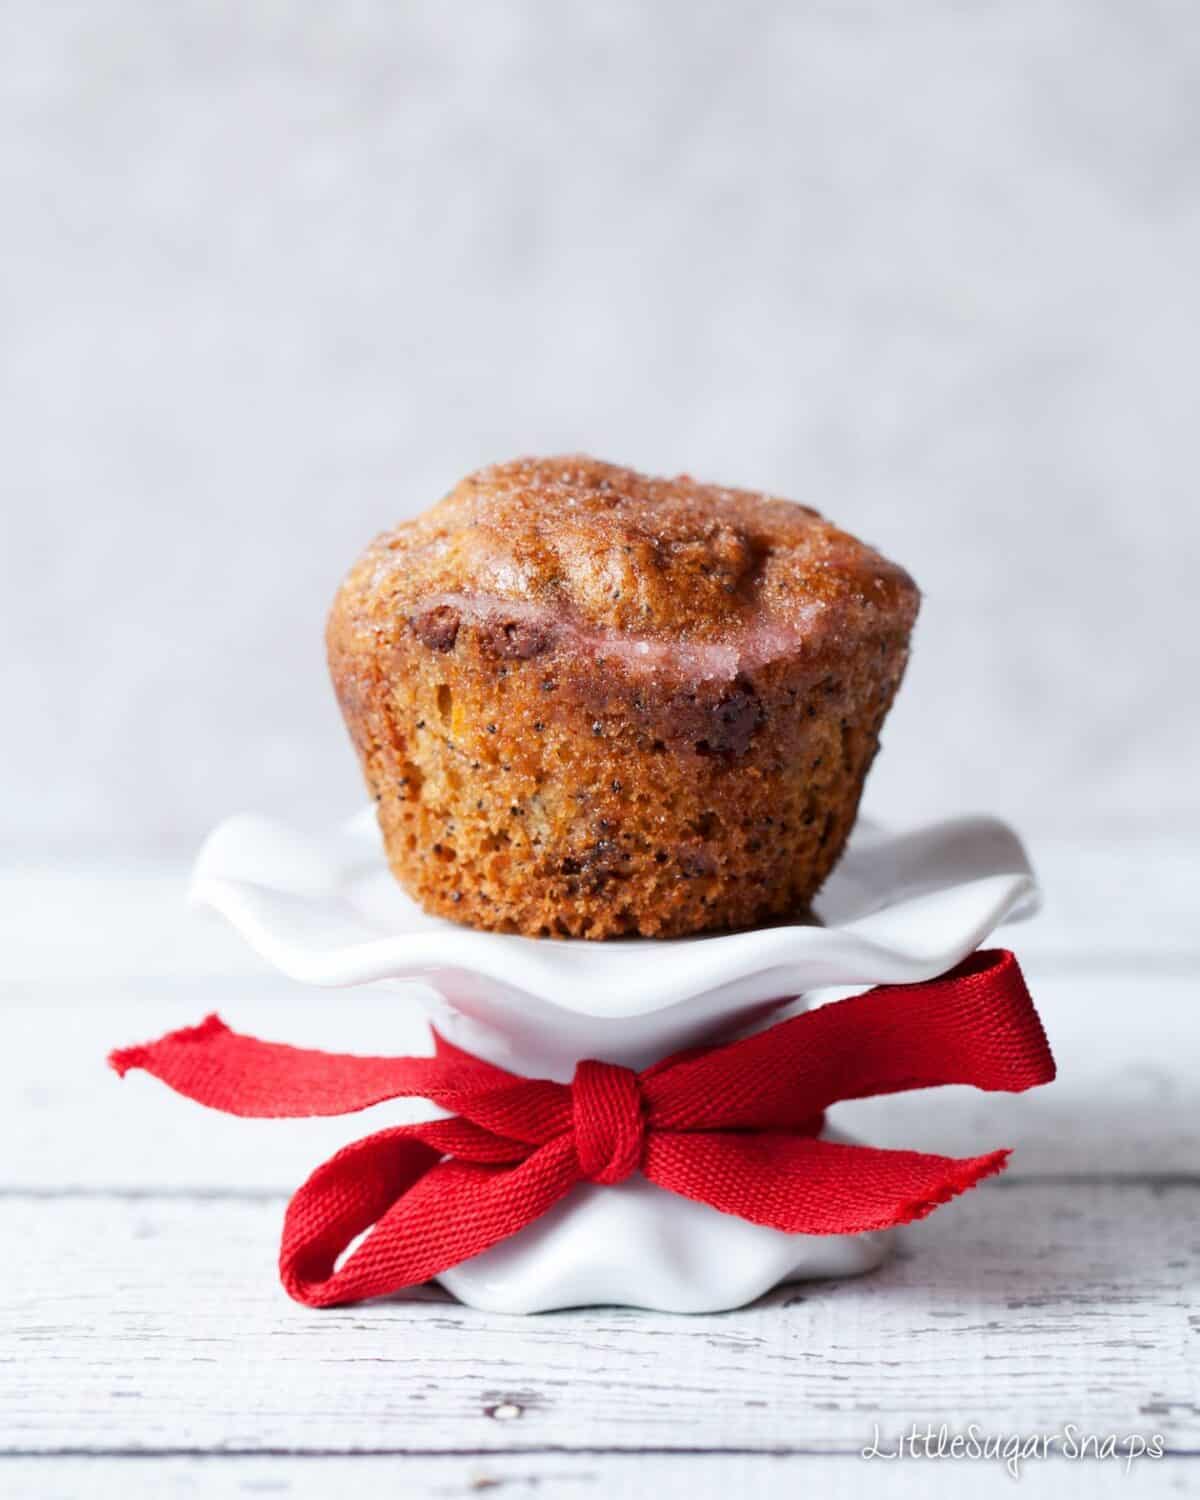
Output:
[[4, 1, 1199, 853]]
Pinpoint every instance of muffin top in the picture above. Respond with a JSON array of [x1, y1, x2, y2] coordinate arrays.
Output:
[[337, 456, 918, 678]]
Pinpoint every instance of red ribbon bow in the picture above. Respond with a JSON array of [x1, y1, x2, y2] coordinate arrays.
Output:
[[110, 948, 1053, 1308]]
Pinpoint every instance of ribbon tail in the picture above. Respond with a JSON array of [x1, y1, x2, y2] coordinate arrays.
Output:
[[646, 1132, 1011, 1236], [108, 1015, 481, 1118], [281, 1130, 581, 1307]]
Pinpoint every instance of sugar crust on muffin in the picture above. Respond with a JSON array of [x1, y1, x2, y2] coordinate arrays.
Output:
[[327, 456, 919, 938]]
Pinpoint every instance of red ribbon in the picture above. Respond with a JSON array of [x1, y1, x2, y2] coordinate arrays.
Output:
[[110, 948, 1053, 1308]]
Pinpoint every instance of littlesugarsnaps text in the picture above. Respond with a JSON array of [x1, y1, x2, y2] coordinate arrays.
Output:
[[861, 1423, 1165, 1479]]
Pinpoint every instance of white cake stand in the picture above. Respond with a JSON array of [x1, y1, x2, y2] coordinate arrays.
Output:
[[190, 809, 1038, 1314]]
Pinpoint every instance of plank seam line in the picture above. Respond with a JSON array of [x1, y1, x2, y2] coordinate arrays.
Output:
[[4, 1174, 1199, 1202], [2, 1447, 1198, 1461]]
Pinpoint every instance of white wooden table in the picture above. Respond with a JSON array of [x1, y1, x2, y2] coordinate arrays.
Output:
[[3, 836, 1198, 1498]]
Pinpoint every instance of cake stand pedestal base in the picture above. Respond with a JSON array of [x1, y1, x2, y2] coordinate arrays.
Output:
[[419, 990, 892, 1315]]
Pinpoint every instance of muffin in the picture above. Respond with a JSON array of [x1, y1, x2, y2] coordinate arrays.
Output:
[[327, 456, 919, 939]]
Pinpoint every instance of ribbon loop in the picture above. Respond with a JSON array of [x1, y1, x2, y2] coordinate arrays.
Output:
[[572, 1060, 644, 1185]]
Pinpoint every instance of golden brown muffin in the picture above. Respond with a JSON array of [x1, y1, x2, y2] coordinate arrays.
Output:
[[327, 456, 919, 939]]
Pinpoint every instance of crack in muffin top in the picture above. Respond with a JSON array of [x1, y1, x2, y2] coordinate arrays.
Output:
[[348, 456, 918, 661]]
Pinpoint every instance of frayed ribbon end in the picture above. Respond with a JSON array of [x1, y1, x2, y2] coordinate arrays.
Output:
[[893, 1148, 1012, 1227], [108, 1013, 230, 1078]]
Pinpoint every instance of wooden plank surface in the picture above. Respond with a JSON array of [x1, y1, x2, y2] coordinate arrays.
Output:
[[0, 1452, 1191, 1499], [3, 1182, 1196, 1453], [2, 847, 1197, 1497]]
